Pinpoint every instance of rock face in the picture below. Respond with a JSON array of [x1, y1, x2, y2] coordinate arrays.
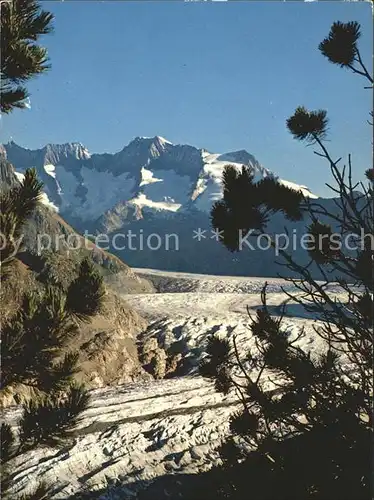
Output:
[[138, 337, 168, 379], [65, 291, 150, 388]]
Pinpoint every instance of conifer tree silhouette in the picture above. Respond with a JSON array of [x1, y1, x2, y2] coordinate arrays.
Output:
[[1, 0, 54, 113], [0, 3, 105, 498], [1, 175, 105, 497], [203, 21, 373, 500]]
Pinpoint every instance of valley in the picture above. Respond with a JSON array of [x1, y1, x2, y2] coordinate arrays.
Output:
[[5, 269, 333, 499]]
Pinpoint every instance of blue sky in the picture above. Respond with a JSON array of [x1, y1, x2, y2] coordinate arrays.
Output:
[[1, 1, 372, 196]]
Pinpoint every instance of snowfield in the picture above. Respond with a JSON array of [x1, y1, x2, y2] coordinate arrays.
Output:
[[5, 270, 340, 499], [7, 377, 239, 499], [125, 270, 332, 377]]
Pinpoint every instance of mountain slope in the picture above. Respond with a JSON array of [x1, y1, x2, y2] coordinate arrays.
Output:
[[0, 156, 154, 406]]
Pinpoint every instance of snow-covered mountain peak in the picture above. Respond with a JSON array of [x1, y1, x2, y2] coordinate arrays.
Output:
[[115, 136, 174, 172], [126, 135, 173, 157], [139, 135, 173, 146], [3, 137, 317, 223], [149, 135, 173, 156]]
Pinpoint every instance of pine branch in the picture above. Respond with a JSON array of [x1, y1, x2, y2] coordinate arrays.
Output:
[[0, 0, 54, 113], [19, 384, 90, 449], [205, 19, 373, 499]]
